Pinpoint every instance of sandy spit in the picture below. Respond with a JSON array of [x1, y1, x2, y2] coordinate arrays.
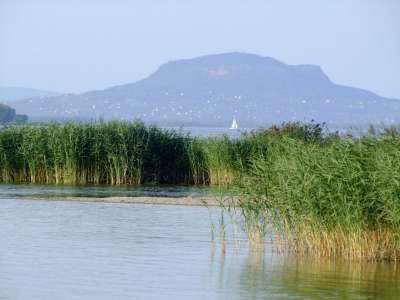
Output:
[[24, 195, 237, 207]]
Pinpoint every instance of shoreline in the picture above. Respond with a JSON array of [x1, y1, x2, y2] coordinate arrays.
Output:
[[8, 195, 228, 207]]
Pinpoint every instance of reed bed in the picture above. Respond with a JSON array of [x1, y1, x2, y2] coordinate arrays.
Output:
[[0, 122, 197, 185], [1, 121, 400, 260], [0, 121, 254, 186], [235, 126, 400, 261]]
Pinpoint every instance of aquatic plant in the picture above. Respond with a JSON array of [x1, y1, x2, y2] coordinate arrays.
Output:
[[0, 121, 322, 186], [1, 120, 400, 260], [0, 121, 197, 185], [235, 131, 400, 261]]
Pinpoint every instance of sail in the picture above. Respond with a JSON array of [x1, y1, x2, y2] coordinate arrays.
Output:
[[230, 117, 238, 129]]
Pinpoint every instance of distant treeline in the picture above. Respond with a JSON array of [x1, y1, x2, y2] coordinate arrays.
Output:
[[0, 103, 28, 124], [1, 121, 400, 260]]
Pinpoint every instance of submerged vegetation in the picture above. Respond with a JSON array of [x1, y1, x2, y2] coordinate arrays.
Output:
[[1, 121, 400, 260]]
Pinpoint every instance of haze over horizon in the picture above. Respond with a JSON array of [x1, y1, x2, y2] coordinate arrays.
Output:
[[1, 0, 399, 99]]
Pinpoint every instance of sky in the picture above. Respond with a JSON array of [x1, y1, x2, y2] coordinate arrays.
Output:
[[1, 0, 399, 99]]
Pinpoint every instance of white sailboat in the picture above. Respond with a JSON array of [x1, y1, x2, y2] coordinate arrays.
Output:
[[230, 117, 238, 130]]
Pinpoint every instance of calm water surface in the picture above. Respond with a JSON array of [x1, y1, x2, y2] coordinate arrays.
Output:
[[0, 185, 399, 299]]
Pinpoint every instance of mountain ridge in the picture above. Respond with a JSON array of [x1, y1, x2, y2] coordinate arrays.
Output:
[[10, 53, 400, 126]]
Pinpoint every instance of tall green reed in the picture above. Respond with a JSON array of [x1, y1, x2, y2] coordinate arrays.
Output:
[[234, 129, 400, 260], [0, 121, 199, 185]]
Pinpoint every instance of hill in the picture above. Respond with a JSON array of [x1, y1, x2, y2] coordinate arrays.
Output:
[[10, 53, 400, 126]]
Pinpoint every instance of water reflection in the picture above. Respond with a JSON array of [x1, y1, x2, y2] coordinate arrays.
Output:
[[236, 252, 400, 299], [278, 257, 399, 299]]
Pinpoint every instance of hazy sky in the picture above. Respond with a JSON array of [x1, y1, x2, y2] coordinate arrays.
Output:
[[1, 0, 399, 99]]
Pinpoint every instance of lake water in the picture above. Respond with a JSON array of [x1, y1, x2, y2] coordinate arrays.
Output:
[[165, 126, 247, 138], [166, 125, 374, 138], [0, 185, 399, 299]]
